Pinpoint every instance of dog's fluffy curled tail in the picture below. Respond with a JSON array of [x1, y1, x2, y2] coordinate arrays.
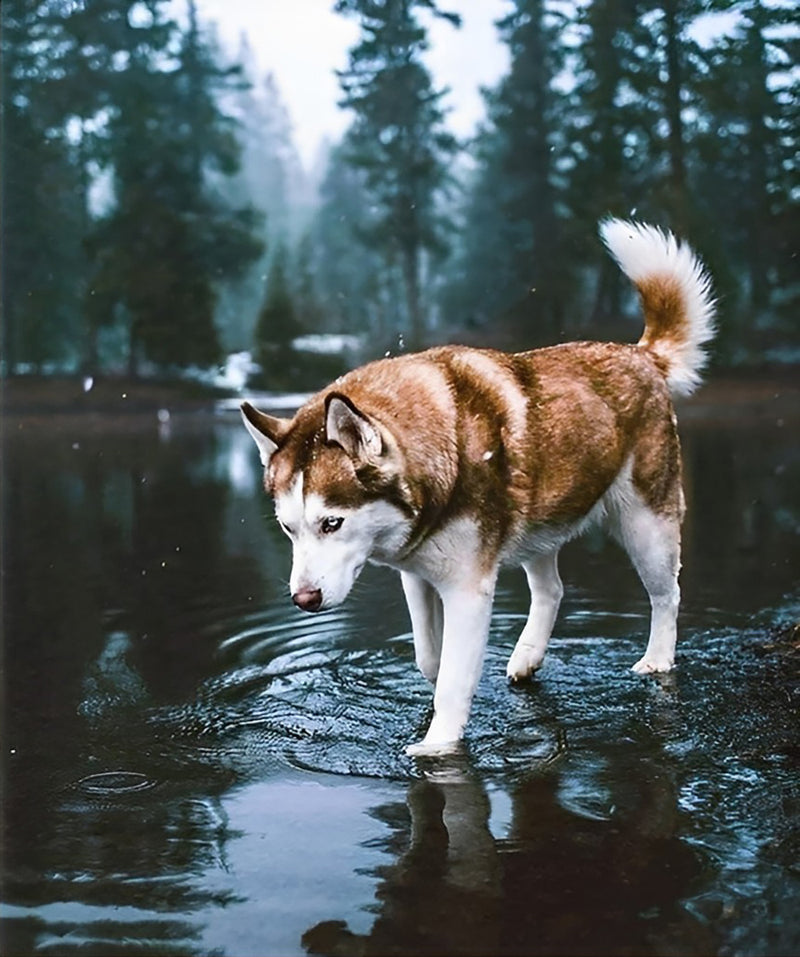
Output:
[[600, 218, 716, 397]]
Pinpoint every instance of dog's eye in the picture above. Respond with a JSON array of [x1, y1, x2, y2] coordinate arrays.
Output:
[[320, 516, 344, 535]]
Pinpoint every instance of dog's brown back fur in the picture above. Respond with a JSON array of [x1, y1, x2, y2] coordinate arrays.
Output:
[[265, 340, 682, 568]]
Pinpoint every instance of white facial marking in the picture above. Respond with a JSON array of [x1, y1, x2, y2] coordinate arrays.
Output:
[[274, 473, 305, 539], [274, 476, 412, 609]]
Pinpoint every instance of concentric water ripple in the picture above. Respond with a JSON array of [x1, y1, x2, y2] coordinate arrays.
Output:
[[134, 586, 657, 782], [77, 577, 800, 798]]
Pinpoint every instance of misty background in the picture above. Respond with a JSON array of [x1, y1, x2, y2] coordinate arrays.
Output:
[[3, 0, 798, 391]]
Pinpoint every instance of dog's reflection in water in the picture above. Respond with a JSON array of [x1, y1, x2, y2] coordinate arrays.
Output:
[[302, 744, 714, 957]]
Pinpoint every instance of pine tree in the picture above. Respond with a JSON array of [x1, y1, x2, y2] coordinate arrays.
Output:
[[696, 0, 798, 322], [253, 242, 303, 386], [334, 0, 460, 347], [1, 0, 94, 372], [312, 137, 397, 339], [292, 231, 325, 333], [83, 0, 263, 375], [623, 0, 710, 232], [565, 0, 660, 323], [566, 0, 722, 326], [437, 130, 527, 334], [214, 55, 307, 352], [441, 0, 571, 341]]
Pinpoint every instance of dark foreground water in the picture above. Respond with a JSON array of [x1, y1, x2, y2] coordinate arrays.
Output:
[[1, 399, 798, 956]]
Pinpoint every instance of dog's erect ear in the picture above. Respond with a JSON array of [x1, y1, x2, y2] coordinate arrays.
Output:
[[241, 401, 291, 467], [325, 394, 383, 461]]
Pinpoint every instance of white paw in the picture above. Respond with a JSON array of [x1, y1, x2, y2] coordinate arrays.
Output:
[[631, 656, 674, 675], [506, 646, 545, 682]]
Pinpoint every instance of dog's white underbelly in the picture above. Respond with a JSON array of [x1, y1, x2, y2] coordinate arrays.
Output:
[[502, 509, 603, 565]]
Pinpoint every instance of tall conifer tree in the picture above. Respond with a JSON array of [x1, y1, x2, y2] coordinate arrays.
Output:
[[441, 0, 570, 339], [335, 0, 460, 346], [566, 0, 658, 322], [311, 138, 391, 337], [84, 0, 262, 374], [696, 0, 798, 319], [1, 0, 94, 372]]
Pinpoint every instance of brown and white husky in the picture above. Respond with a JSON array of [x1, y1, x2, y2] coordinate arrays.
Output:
[[242, 219, 716, 755]]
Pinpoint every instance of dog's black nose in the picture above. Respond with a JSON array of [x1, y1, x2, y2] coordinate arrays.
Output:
[[292, 588, 323, 613]]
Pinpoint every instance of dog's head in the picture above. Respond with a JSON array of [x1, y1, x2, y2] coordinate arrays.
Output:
[[242, 394, 415, 612]]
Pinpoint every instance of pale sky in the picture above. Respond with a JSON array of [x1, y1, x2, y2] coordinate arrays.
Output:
[[193, 0, 511, 168], [189, 1, 742, 170]]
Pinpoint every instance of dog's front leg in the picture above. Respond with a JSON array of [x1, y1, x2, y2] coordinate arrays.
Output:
[[406, 572, 497, 756], [401, 571, 444, 683]]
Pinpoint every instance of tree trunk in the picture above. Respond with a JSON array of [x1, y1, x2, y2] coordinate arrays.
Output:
[[663, 0, 688, 233], [745, 5, 770, 312], [78, 128, 99, 375], [401, 245, 424, 350], [527, 0, 560, 337], [590, 258, 622, 327], [127, 320, 140, 379], [2, 302, 18, 375]]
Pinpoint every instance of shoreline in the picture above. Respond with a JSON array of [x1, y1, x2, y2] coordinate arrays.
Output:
[[2, 368, 799, 425]]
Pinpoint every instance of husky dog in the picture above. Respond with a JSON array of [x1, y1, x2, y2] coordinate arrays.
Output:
[[242, 220, 716, 755]]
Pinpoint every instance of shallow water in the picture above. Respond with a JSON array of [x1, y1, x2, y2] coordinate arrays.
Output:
[[1, 405, 798, 956]]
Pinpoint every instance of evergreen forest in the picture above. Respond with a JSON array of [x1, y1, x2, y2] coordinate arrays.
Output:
[[3, 0, 798, 385]]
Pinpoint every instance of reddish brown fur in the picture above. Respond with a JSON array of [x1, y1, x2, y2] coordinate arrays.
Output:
[[258, 339, 684, 568], [637, 274, 688, 359]]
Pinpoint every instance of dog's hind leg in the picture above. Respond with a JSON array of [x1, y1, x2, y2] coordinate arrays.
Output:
[[407, 570, 497, 755], [506, 551, 563, 681], [401, 571, 444, 683], [616, 500, 681, 674]]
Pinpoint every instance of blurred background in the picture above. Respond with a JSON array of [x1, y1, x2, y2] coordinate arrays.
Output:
[[2, 0, 798, 394]]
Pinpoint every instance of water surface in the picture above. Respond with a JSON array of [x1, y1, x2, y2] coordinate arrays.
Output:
[[2, 401, 798, 955]]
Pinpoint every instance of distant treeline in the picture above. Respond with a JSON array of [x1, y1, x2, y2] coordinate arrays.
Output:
[[3, 0, 798, 380]]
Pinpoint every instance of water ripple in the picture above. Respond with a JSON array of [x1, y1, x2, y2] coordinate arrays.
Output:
[[141, 595, 591, 781], [78, 589, 800, 799]]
